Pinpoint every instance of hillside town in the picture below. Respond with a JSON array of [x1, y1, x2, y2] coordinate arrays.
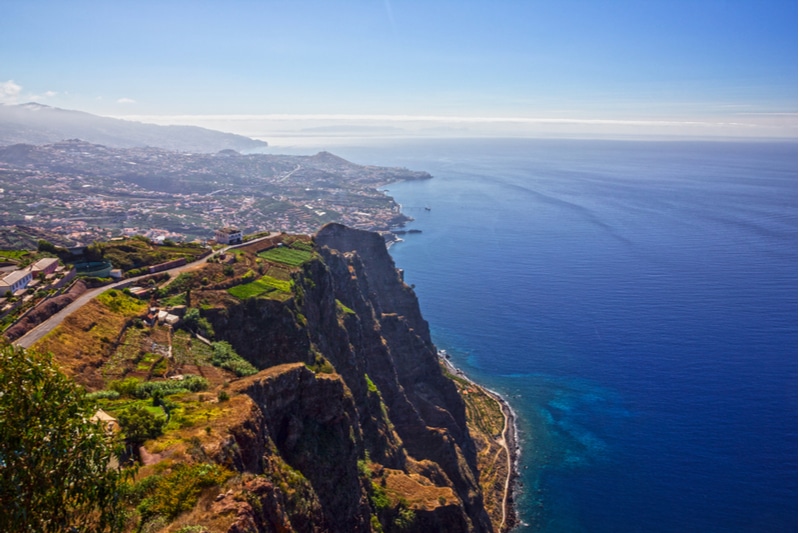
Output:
[[0, 140, 429, 246]]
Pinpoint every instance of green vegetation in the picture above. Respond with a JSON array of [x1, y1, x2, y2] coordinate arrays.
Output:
[[227, 274, 292, 299], [258, 246, 314, 267], [136, 463, 233, 521], [0, 344, 130, 533], [134, 376, 209, 398], [337, 299, 356, 315], [369, 481, 391, 512], [306, 352, 335, 374], [182, 308, 215, 338], [109, 375, 209, 400], [365, 373, 379, 394], [117, 404, 167, 446], [166, 272, 196, 294], [86, 389, 121, 401], [171, 329, 215, 366], [0, 249, 32, 262], [211, 341, 258, 377], [284, 239, 314, 253], [98, 289, 148, 316], [90, 236, 206, 272], [137, 351, 159, 371], [161, 292, 189, 307]]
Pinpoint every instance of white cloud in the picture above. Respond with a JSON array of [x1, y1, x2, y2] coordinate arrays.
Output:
[[117, 97, 136, 104], [29, 89, 58, 102], [0, 80, 22, 104], [110, 111, 798, 141]]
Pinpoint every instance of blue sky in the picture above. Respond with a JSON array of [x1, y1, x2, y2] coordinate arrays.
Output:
[[1, 1, 796, 141]]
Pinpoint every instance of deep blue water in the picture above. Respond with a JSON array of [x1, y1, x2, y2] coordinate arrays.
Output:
[[284, 138, 798, 532]]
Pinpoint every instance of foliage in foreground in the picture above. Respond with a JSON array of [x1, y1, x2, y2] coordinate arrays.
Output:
[[0, 343, 131, 533]]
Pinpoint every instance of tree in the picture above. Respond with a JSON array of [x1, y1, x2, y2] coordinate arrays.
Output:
[[183, 308, 214, 338], [117, 405, 166, 447], [38, 239, 57, 254], [85, 241, 105, 262], [0, 343, 130, 532]]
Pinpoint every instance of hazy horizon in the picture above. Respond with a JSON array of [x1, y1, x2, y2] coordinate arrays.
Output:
[[1, 1, 797, 141]]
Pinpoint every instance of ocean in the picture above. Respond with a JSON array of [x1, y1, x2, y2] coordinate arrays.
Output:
[[276, 138, 798, 532]]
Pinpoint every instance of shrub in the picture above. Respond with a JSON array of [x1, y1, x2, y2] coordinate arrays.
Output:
[[109, 376, 143, 397], [211, 341, 257, 377], [183, 308, 215, 338], [137, 463, 232, 521], [85, 390, 121, 401], [365, 374, 378, 394], [133, 376, 209, 399]]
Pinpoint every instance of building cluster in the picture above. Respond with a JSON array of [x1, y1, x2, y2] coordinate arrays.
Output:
[[0, 257, 60, 296], [0, 140, 420, 246]]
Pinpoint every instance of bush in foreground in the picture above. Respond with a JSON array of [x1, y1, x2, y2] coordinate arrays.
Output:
[[0, 343, 130, 533]]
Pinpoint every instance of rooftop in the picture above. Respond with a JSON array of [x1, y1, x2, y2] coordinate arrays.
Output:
[[2, 270, 31, 284]]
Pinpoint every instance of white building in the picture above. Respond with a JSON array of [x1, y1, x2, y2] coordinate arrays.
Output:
[[0, 270, 33, 295], [215, 226, 243, 245]]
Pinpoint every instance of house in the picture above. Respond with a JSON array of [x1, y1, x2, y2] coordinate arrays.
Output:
[[30, 257, 60, 276], [156, 309, 180, 326], [0, 270, 33, 295], [215, 226, 243, 245], [91, 409, 120, 434]]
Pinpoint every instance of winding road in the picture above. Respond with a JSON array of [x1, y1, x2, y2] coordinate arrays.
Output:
[[13, 233, 279, 349]]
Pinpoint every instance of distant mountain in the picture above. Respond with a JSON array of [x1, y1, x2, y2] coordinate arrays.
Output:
[[0, 103, 267, 153]]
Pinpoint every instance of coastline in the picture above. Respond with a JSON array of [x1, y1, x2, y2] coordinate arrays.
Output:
[[439, 350, 519, 532]]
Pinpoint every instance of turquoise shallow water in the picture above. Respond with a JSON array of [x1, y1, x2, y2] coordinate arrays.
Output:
[[281, 138, 798, 532]]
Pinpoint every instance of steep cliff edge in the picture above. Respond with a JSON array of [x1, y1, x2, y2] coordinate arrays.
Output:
[[30, 225, 509, 532], [204, 224, 493, 532]]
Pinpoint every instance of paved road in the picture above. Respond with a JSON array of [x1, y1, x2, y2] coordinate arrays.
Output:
[[14, 233, 280, 349]]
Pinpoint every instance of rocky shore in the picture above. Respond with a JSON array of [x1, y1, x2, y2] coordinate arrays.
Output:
[[440, 352, 519, 532]]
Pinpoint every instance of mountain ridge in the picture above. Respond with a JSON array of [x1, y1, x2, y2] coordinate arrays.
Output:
[[0, 102, 267, 153]]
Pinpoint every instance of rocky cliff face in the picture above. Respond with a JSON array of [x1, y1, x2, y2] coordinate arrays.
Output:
[[204, 224, 494, 532]]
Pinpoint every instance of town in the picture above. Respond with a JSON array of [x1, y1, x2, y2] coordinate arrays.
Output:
[[0, 139, 431, 247]]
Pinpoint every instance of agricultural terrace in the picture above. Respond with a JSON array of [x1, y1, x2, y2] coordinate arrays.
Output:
[[257, 245, 314, 267], [255, 236, 315, 266], [227, 275, 292, 300]]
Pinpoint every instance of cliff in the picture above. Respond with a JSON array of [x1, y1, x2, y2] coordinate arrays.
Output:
[[203, 224, 492, 532], [29, 225, 509, 532]]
